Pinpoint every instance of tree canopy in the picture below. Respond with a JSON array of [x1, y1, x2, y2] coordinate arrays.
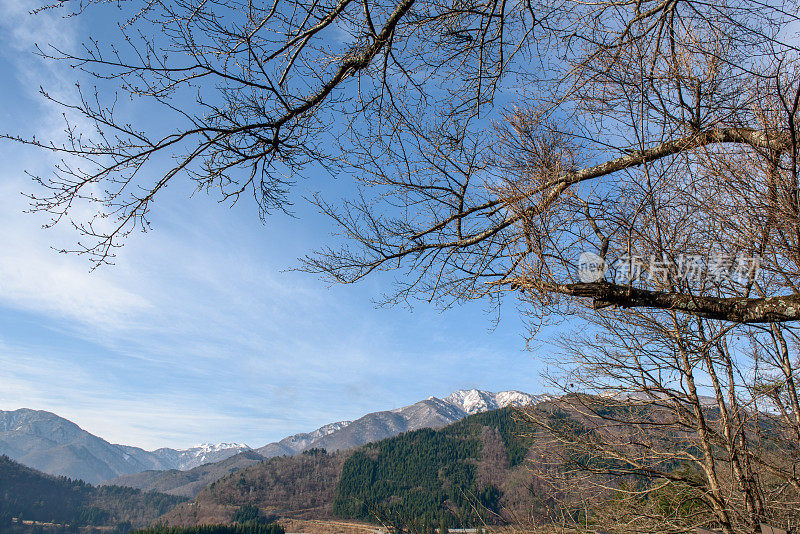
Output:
[[7, 0, 800, 325], [10, 5, 800, 531]]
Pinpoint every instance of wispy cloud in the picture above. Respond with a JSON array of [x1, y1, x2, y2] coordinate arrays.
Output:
[[0, 0, 547, 451]]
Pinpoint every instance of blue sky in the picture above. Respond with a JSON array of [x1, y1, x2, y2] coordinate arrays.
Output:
[[0, 0, 556, 450]]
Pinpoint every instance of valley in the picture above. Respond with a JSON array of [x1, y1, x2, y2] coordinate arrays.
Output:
[[0, 391, 549, 532]]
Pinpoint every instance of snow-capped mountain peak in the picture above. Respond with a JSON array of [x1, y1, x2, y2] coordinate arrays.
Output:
[[443, 389, 541, 415], [0, 390, 548, 485], [173, 442, 252, 470], [190, 442, 250, 452], [495, 390, 542, 408], [444, 389, 498, 415], [314, 421, 352, 436]]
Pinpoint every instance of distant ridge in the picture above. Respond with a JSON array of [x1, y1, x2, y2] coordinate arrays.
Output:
[[444, 389, 547, 415], [0, 408, 250, 484], [256, 421, 352, 458], [3, 389, 546, 489], [255, 389, 547, 458], [159, 407, 540, 527], [101, 450, 267, 497]]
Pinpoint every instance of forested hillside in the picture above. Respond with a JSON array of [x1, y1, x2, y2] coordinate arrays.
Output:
[[104, 451, 267, 498], [134, 522, 285, 534], [0, 455, 186, 529], [161, 449, 347, 526], [331, 408, 541, 528], [159, 408, 549, 529]]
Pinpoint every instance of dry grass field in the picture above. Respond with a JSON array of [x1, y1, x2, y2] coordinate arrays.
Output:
[[279, 519, 549, 534]]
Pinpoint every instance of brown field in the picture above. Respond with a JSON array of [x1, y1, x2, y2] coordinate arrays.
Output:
[[280, 518, 386, 534], [278, 519, 546, 534]]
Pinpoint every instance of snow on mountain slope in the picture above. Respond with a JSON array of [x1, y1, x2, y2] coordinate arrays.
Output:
[[255, 421, 351, 457], [255, 389, 543, 459], [2, 389, 544, 486], [175, 443, 252, 470], [443, 389, 542, 415], [495, 390, 544, 407], [444, 389, 498, 414], [0, 409, 251, 482]]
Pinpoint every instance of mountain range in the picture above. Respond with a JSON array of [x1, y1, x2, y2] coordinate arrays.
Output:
[[160, 407, 542, 528], [1, 389, 545, 488], [0, 409, 250, 484], [255, 390, 543, 458]]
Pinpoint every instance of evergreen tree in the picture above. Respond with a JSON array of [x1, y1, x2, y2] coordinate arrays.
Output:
[[333, 408, 523, 527]]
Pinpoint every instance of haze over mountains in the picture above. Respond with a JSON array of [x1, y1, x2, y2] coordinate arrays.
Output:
[[1, 389, 545, 489]]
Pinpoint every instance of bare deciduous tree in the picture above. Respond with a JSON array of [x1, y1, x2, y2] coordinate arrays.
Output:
[[8, 0, 800, 328], [9, 1, 800, 533], [517, 315, 800, 534]]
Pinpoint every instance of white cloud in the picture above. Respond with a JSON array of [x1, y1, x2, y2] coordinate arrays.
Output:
[[0, 200, 153, 329], [0, 0, 548, 451], [0, 0, 154, 329]]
